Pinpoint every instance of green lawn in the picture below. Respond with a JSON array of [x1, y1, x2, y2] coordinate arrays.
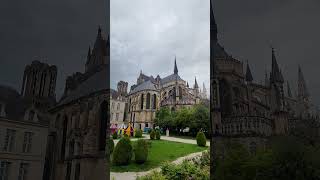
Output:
[[111, 140, 207, 172]]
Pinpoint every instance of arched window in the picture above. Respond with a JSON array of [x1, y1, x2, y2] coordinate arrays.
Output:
[[146, 93, 151, 109], [28, 110, 35, 121], [69, 140, 74, 157], [140, 94, 144, 110], [61, 116, 68, 160], [99, 101, 107, 151], [153, 94, 157, 109]]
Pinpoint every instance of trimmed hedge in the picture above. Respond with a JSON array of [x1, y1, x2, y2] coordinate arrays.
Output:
[[155, 130, 161, 140], [112, 137, 133, 165], [112, 131, 118, 139], [150, 130, 156, 140], [107, 138, 114, 155], [134, 139, 149, 164], [135, 129, 143, 138], [196, 131, 206, 147]]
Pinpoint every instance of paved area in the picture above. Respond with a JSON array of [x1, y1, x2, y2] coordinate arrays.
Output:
[[110, 135, 209, 180]]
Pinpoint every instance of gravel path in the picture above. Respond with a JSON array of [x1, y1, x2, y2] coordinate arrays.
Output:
[[110, 135, 209, 180]]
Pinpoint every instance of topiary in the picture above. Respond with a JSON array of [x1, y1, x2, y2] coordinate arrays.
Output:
[[134, 139, 149, 164], [135, 129, 143, 138], [106, 138, 114, 155], [150, 129, 156, 140], [112, 131, 118, 139], [155, 130, 161, 140], [112, 136, 133, 165], [196, 131, 206, 147]]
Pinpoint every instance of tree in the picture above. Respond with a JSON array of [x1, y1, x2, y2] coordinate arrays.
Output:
[[154, 107, 174, 129]]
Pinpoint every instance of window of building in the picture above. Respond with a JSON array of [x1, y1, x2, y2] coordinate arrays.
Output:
[[0, 161, 11, 180], [75, 163, 80, 180], [22, 132, 34, 153], [117, 103, 120, 110], [140, 94, 144, 110], [3, 129, 16, 152], [69, 140, 74, 157], [28, 110, 35, 121], [153, 94, 157, 109], [116, 113, 119, 121], [18, 162, 29, 180], [145, 123, 148, 128], [146, 93, 150, 109], [111, 102, 115, 110]]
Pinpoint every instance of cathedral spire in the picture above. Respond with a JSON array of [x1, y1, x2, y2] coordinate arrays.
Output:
[[287, 81, 292, 98], [245, 61, 253, 82], [270, 47, 284, 83], [210, 0, 218, 42], [86, 46, 91, 64], [174, 56, 178, 74], [187, 82, 189, 88], [298, 65, 309, 99], [194, 77, 199, 89]]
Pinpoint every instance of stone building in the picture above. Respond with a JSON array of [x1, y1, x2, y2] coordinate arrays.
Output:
[[127, 58, 205, 130], [45, 27, 109, 180], [0, 60, 57, 180], [211, 3, 319, 153], [110, 81, 128, 128]]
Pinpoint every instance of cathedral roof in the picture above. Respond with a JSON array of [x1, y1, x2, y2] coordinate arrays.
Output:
[[56, 67, 108, 107], [245, 63, 253, 82], [160, 73, 183, 85], [129, 80, 157, 95]]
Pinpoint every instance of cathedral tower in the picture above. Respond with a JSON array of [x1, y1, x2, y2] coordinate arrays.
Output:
[[21, 60, 57, 108], [269, 48, 288, 134], [117, 81, 128, 96]]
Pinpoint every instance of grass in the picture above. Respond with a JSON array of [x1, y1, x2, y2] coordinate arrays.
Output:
[[110, 140, 207, 172]]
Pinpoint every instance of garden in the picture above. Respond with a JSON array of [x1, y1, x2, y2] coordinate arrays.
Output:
[[109, 129, 208, 172]]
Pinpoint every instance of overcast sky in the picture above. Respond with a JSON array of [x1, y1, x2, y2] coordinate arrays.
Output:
[[110, 0, 210, 93], [0, 0, 108, 99], [1, 0, 320, 105]]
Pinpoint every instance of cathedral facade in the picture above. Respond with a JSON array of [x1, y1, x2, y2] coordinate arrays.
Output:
[[211, 3, 319, 152], [126, 59, 207, 130]]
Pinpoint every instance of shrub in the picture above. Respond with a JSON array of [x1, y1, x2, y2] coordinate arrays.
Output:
[[106, 138, 114, 155], [136, 171, 167, 180], [112, 131, 118, 139], [150, 130, 156, 140], [112, 136, 133, 165], [135, 129, 143, 138], [155, 130, 161, 140], [196, 131, 206, 147], [134, 139, 149, 164]]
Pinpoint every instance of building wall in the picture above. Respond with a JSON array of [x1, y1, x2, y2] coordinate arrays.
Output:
[[110, 98, 126, 126], [50, 93, 108, 180], [0, 118, 48, 180]]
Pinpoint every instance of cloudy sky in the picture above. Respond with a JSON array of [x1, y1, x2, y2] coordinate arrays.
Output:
[[0, 0, 108, 99], [1, 0, 320, 105], [214, 0, 320, 105], [110, 0, 210, 93]]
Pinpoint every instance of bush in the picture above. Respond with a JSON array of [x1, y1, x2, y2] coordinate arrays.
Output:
[[112, 131, 118, 139], [136, 171, 167, 180], [134, 139, 149, 164], [106, 138, 114, 155], [155, 130, 161, 140], [112, 136, 133, 165], [135, 129, 143, 138], [150, 130, 156, 140], [196, 131, 206, 147]]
